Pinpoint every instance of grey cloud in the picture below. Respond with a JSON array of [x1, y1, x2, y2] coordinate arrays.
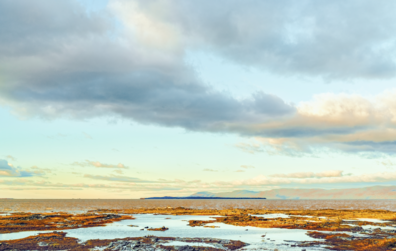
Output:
[[0, 0, 294, 134], [340, 141, 396, 155], [132, 0, 396, 79], [0, 0, 110, 57], [0, 160, 42, 177], [6, 72, 293, 131], [3, 0, 396, 156]]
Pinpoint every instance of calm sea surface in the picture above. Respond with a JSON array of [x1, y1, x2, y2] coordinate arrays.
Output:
[[1, 199, 396, 213]]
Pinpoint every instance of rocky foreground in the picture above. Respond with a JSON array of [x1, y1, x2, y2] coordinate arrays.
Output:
[[0, 232, 246, 251], [1, 207, 396, 250]]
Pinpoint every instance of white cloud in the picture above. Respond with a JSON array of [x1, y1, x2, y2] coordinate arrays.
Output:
[[203, 168, 218, 172], [270, 170, 344, 179], [240, 165, 255, 169], [232, 89, 396, 156], [73, 160, 128, 169], [229, 171, 396, 187]]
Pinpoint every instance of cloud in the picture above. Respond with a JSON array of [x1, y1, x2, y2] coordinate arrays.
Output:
[[113, 169, 124, 174], [0, 160, 42, 177], [5, 155, 16, 161], [30, 166, 52, 174], [83, 132, 92, 139], [379, 160, 396, 167], [2, 0, 396, 157], [84, 174, 169, 183], [229, 171, 396, 187], [235, 142, 263, 154], [3, 187, 82, 191], [73, 160, 128, 169], [0, 179, 180, 192], [0, 0, 293, 132], [118, 0, 396, 79], [235, 170, 245, 173], [203, 169, 218, 172], [231, 90, 396, 156], [240, 165, 255, 169], [6, 168, 395, 193], [270, 170, 344, 179]]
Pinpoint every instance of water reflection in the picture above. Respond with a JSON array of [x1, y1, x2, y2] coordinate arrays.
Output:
[[0, 214, 324, 250]]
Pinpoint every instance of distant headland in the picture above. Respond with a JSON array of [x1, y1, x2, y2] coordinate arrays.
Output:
[[142, 186, 396, 200], [143, 196, 266, 200]]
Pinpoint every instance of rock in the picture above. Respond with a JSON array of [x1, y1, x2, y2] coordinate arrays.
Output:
[[175, 246, 198, 251], [38, 242, 48, 246]]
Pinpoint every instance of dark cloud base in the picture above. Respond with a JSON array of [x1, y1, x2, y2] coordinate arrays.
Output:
[[2, 0, 396, 155]]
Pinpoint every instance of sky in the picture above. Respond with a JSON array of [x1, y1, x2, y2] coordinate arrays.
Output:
[[1, 0, 396, 198]]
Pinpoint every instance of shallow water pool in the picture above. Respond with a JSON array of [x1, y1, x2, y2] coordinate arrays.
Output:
[[0, 214, 325, 250]]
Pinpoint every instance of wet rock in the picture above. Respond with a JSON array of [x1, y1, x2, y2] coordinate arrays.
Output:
[[174, 246, 198, 251], [106, 240, 160, 250], [38, 242, 48, 246]]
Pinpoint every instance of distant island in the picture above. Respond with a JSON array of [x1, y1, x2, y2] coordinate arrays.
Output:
[[143, 196, 266, 200], [142, 186, 396, 200]]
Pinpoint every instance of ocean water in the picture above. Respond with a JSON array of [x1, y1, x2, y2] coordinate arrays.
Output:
[[1, 199, 396, 213]]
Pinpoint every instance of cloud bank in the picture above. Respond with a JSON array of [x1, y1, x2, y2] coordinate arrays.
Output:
[[121, 0, 396, 79], [230, 171, 396, 187], [270, 170, 344, 179], [2, 1, 396, 155]]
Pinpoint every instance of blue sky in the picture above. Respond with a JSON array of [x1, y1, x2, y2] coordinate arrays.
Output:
[[1, 0, 396, 198]]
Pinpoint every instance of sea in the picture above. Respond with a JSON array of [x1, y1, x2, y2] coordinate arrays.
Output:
[[1, 199, 396, 213]]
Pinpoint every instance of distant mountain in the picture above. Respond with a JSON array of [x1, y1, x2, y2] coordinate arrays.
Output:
[[144, 190, 266, 200], [189, 192, 217, 197], [189, 190, 261, 198], [189, 186, 396, 200], [144, 196, 265, 200]]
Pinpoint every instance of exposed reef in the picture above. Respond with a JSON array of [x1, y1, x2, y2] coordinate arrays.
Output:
[[0, 231, 247, 250], [0, 212, 133, 233], [2, 207, 396, 250]]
